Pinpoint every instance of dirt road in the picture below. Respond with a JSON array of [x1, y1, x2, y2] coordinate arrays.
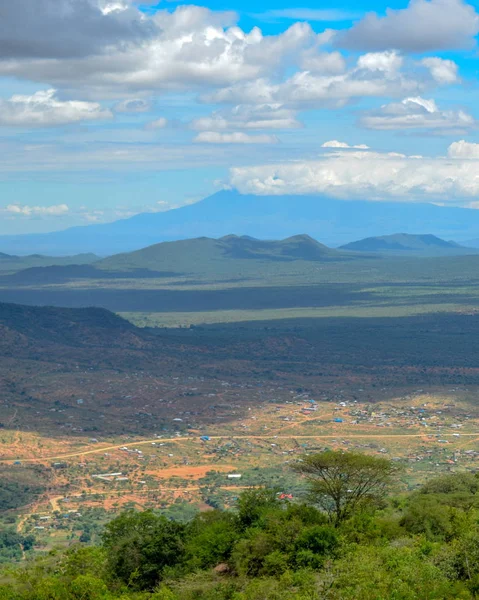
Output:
[[2, 431, 477, 464]]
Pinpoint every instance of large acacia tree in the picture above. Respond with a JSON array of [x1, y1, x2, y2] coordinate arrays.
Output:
[[293, 451, 397, 525]]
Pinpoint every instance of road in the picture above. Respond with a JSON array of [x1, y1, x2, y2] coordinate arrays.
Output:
[[2, 431, 477, 464]]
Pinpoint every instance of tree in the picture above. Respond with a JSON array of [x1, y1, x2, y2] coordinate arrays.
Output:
[[293, 451, 397, 525], [184, 511, 239, 570], [235, 488, 279, 530], [102, 511, 186, 590]]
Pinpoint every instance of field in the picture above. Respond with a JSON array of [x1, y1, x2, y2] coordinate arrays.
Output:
[[2, 250, 479, 554], [1, 253, 479, 325]]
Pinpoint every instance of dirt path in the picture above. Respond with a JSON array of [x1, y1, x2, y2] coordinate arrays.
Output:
[[2, 432, 476, 464]]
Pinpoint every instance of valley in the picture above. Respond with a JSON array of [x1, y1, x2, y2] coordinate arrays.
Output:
[[2, 234, 479, 554]]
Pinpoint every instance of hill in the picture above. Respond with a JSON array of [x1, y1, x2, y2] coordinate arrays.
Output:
[[98, 234, 343, 272], [0, 302, 144, 354], [2, 191, 479, 255], [0, 252, 99, 273], [340, 233, 476, 255]]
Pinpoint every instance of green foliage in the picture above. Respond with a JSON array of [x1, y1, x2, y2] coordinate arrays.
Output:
[[0, 529, 35, 563], [0, 467, 47, 512], [293, 451, 397, 525], [184, 512, 239, 570], [235, 489, 279, 530], [5, 466, 479, 600], [102, 512, 186, 591]]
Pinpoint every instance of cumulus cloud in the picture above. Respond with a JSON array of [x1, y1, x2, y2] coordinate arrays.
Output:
[[0, 0, 155, 59], [229, 142, 479, 201], [448, 140, 479, 158], [360, 97, 475, 132], [114, 98, 152, 113], [3, 204, 70, 217], [299, 50, 346, 74], [194, 132, 279, 144], [205, 51, 440, 108], [421, 58, 459, 85], [191, 104, 301, 131], [0, 7, 318, 98], [322, 140, 370, 149], [0, 89, 112, 127], [146, 117, 168, 129], [338, 0, 479, 52]]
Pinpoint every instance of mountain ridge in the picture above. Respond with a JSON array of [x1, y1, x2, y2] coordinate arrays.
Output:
[[97, 233, 345, 272], [340, 233, 477, 255], [2, 191, 479, 255]]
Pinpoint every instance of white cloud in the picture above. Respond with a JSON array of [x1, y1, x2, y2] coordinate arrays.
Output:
[[114, 98, 152, 113], [191, 104, 301, 131], [0, 7, 318, 98], [205, 51, 437, 109], [229, 141, 479, 201], [299, 50, 346, 75], [194, 131, 279, 144], [3, 204, 70, 217], [448, 140, 479, 159], [322, 140, 370, 149], [360, 97, 475, 132], [339, 0, 479, 52], [146, 117, 168, 129], [0, 89, 112, 127], [357, 50, 403, 73], [421, 58, 459, 85]]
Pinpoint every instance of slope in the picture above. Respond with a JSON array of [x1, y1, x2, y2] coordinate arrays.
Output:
[[97, 234, 343, 272], [0, 302, 141, 351]]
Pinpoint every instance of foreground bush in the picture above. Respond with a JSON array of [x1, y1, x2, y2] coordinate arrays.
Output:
[[2, 454, 479, 599]]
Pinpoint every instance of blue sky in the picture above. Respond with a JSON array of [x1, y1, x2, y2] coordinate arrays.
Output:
[[1, 0, 479, 234]]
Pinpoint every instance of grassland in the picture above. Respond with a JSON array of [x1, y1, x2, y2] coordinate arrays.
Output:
[[1, 254, 479, 325]]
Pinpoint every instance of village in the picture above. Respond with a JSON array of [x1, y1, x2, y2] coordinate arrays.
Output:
[[3, 374, 479, 551]]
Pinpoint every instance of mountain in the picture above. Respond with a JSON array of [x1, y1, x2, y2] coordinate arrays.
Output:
[[0, 252, 99, 272], [340, 233, 477, 256], [2, 191, 479, 256], [340, 233, 476, 256], [98, 234, 343, 272]]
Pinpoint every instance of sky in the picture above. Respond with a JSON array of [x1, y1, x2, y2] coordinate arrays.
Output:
[[2, 0, 479, 234]]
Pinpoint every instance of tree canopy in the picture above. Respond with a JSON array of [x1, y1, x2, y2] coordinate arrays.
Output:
[[293, 450, 397, 524]]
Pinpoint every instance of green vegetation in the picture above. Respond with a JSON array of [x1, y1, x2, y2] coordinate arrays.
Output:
[[0, 530, 35, 564], [0, 467, 47, 512], [0, 253, 98, 274], [4, 241, 479, 325], [292, 451, 397, 525], [97, 235, 344, 274], [4, 452, 479, 599]]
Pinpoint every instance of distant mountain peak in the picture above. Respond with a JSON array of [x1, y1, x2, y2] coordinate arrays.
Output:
[[3, 189, 479, 256], [340, 233, 467, 254], [98, 234, 344, 272]]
